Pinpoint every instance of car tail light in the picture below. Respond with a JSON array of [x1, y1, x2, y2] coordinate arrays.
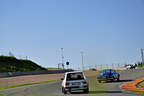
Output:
[[65, 82, 69, 86], [83, 81, 87, 84]]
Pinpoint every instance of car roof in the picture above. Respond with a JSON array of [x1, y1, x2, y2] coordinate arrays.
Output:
[[65, 71, 83, 74], [102, 69, 113, 71]]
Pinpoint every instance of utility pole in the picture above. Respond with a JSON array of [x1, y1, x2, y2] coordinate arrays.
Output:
[[61, 48, 64, 69], [26, 56, 28, 60], [80, 52, 84, 71], [118, 63, 120, 68], [112, 63, 114, 69], [141, 48, 144, 66], [95, 64, 97, 69], [58, 63, 60, 69], [100, 64, 102, 70], [106, 64, 108, 69]]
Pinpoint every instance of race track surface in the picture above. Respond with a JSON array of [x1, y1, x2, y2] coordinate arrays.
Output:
[[1, 69, 144, 96]]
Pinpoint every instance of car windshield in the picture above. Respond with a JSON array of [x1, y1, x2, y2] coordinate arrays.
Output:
[[66, 72, 84, 81], [101, 70, 114, 73]]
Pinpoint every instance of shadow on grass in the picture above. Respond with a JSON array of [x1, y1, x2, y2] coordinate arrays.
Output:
[[67, 90, 122, 94], [105, 79, 132, 83], [119, 80, 132, 82], [89, 90, 122, 94], [70, 92, 86, 94]]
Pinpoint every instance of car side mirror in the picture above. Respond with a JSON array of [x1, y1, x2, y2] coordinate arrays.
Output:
[[61, 78, 64, 80]]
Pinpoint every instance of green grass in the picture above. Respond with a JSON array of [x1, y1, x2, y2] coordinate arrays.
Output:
[[83, 70, 97, 72], [0, 79, 60, 90], [137, 81, 144, 89], [0, 55, 46, 72], [46, 67, 63, 70], [86, 69, 121, 96], [88, 76, 107, 96], [84, 69, 121, 72], [137, 66, 144, 68]]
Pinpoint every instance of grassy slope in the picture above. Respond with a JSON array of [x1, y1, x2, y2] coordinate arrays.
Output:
[[137, 81, 144, 89], [0, 56, 46, 72]]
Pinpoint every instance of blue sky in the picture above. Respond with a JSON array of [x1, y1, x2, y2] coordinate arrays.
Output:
[[1, 0, 144, 69]]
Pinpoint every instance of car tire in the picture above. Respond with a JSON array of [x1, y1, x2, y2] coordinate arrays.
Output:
[[117, 78, 120, 81], [84, 88, 89, 93], [112, 76, 115, 82], [62, 87, 67, 94], [98, 80, 101, 83], [68, 89, 71, 94]]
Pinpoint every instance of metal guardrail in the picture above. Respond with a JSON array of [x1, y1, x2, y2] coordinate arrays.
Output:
[[0, 69, 74, 78]]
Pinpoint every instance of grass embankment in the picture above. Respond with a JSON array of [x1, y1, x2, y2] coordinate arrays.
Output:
[[47, 68, 62, 70], [138, 81, 144, 89], [0, 56, 46, 72]]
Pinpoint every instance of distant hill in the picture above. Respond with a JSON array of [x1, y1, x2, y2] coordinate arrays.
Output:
[[0, 56, 46, 72]]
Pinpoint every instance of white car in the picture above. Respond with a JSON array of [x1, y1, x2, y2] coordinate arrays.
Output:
[[61, 71, 89, 94]]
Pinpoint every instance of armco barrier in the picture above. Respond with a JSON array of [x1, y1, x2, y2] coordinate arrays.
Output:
[[0, 69, 74, 78]]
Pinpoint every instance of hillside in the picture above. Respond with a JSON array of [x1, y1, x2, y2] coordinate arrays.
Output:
[[0, 56, 46, 72]]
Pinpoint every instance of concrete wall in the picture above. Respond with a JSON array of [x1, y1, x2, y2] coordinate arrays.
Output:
[[0, 69, 74, 78]]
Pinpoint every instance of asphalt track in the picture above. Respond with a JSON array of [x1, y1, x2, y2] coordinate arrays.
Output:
[[1, 69, 144, 96]]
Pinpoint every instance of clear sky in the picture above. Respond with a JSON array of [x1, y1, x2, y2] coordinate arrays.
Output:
[[1, 0, 144, 69]]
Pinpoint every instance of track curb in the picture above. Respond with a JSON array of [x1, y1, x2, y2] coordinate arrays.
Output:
[[120, 78, 144, 94]]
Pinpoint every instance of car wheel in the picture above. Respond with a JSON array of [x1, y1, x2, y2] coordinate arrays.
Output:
[[98, 80, 101, 83], [62, 87, 67, 94], [62, 87, 64, 93], [68, 89, 71, 94], [84, 88, 89, 93], [112, 76, 115, 82], [117, 78, 120, 81]]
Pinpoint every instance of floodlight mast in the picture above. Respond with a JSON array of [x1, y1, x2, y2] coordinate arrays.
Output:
[[61, 48, 64, 69], [141, 48, 144, 66], [81, 51, 84, 71]]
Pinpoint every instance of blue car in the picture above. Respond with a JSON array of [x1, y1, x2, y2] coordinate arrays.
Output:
[[97, 69, 120, 83]]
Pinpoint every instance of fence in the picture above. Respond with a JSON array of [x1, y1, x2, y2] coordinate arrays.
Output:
[[0, 69, 74, 78]]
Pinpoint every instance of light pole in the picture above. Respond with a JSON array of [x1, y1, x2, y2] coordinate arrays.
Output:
[[80, 52, 84, 71], [112, 63, 114, 69], [95, 64, 97, 69], [141, 48, 144, 66], [106, 64, 108, 69], [61, 48, 64, 69]]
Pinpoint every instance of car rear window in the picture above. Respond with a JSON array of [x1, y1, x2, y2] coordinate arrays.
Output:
[[101, 70, 114, 73], [66, 72, 84, 81]]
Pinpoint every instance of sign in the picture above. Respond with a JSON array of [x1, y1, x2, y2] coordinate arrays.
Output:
[[66, 61, 69, 65]]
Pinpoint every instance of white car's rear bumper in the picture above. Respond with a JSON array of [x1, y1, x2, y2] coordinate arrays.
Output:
[[65, 85, 88, 91]]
